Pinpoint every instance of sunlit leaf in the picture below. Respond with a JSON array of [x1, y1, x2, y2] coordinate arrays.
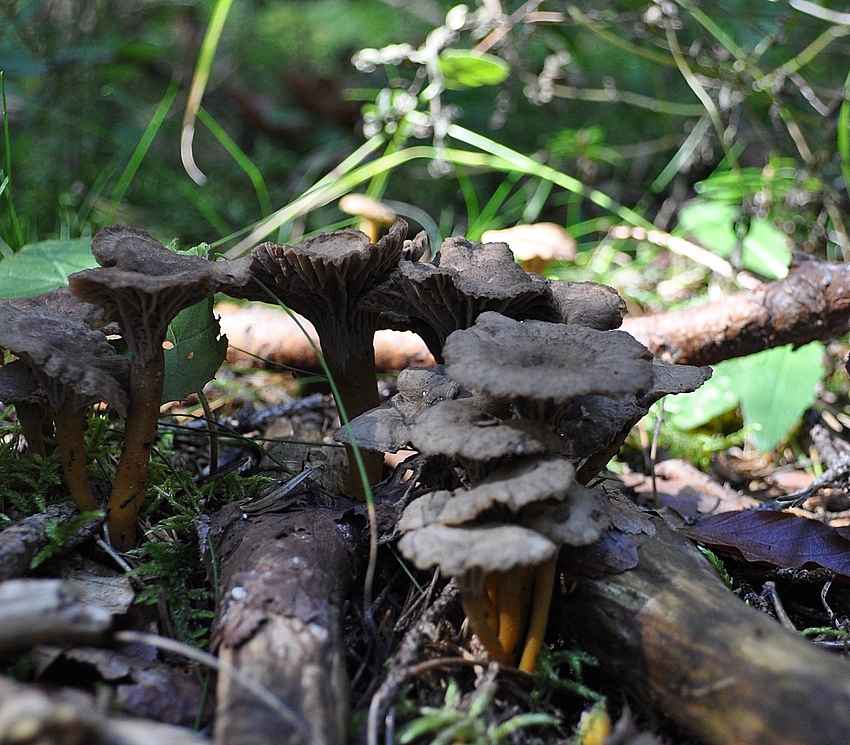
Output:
[[162, 299, 227, 403], [0, 238, 96, 298], [439, 49, 510, 89]]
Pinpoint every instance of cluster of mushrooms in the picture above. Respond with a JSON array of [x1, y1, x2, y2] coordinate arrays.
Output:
[[0, 217, 710, 670]]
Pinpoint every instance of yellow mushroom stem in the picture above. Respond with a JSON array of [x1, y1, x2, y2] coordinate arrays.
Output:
[[106, 347, 165, 551], [497, 566, 532, 663], [53, 401, 98, 513], [484, 573, 501, 637], [460, 575, 509, 664], [15, 401, 48, 459], [518, 556, 558, 673]]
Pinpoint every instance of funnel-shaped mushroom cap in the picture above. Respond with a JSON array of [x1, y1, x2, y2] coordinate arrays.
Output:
[[398, 523, 557, 577], [408, 398, 563, 461], [362, 237, 560, 359], [333, 364, 461, 452], [443, 312, 654, 407], [520, 483, 608, 547], [0, 359, 47, 408], [242, 220, 407, 311], [0, 305, 129, 415], [68, 226, 230, 366], [547, 280, 627, 330], [399, 456, 575, 532], [1, 286, 110, 329]]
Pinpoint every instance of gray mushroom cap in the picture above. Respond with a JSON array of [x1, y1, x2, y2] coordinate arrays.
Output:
[[443, 312, 654, 406], [408, 398, 563, 461], [398, 523, 557, 577], [0, 359, 47, 407], [520, 483, 609, 547], [69, 226, 231, 366], [547, 280, 627, 330], [0, 305, 129, 416], [362, 237, 560, 359], [399, 456, 576, 532], [333, 364, 462, 452]]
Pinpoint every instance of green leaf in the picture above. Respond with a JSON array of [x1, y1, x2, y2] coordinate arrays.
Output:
[[439, 49, 510, 89], [676, 200, 790, 280], [162, 299, 227, 403], [0, 237, 96, 298], [665, 342, 824, 453], [664, 366, 740, 430], [725, 342, 824, 452]]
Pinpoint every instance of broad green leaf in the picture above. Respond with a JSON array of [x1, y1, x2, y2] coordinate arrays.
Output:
[[676, 200, 790, 280], [725, 342, 824, 452], [665, 342, 824, 452], [0, 238, 96, 298], [664, 366, 739, 430], [162, 299, 227, 403], [439, 49, 509, 89]]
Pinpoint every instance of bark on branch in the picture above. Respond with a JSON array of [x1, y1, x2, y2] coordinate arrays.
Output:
[[621, 259, 850, 366], [557, 494, 850, 745]]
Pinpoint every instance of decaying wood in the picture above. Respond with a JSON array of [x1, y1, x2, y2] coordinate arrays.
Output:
[[207, 500, 363, 745], [0, 579, 112, 652], [621, 259, 850, 365], [0, 501, 103, 582], [557, 493, 850, 745], [0, 674, 210, 745]]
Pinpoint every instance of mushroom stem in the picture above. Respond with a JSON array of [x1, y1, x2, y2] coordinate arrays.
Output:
[[460, 579, 510, 664], [53, 401, 98, 513], [15, 401, 48, 459], [325, 350, 383, 497], [106, 348, 165, 551], [485, 574, 501, 636], [518, 556, 558, 673], [498, 566, 532, 664]]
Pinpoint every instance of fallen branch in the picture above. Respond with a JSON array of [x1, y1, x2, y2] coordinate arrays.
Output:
[[621, 258, 850, 365], [207, 500, 363, 745], [557, 493, 850, 745]]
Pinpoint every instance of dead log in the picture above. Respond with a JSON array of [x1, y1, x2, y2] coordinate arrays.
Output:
[[621, 258, 850, 365], [557, 493, 850, 745], [207, 501, 363, 745]]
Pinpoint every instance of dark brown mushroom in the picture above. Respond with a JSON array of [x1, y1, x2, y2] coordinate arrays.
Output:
[[442, 311, 655, 422], [362, 237, 560, 361], [0, 360, 50, 458], [68, 225, 232, 549], [0, 304, 129, 514], [546, 279, 627, 330], [228, 220, 408, 495]]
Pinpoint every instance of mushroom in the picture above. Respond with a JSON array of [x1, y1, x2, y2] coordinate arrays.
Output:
[[547, 279, 627, 330], [0, 304, 129, 514], [338, 194, 397, 243], [481, 222, 576, 275], [0, 360, 50, 458], [333, 364, 461, 455], [228, 220, 408, 495], [68, 225, 234, 549], [362, 237, 560, 361], [398, 458, 606, 671], [398, 523, 558, 665], [442, 311, 655, 423]]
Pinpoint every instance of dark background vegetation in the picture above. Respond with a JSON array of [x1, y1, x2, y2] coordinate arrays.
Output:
[[3, 0, 848, 265]]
